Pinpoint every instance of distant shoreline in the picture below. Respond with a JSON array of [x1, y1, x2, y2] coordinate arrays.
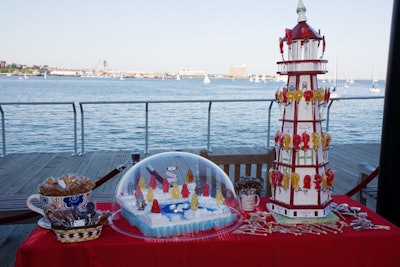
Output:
[[0, 73, 376, 82]]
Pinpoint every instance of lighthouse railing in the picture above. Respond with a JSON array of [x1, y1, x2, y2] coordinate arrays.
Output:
[[277, 59, 328, 74]]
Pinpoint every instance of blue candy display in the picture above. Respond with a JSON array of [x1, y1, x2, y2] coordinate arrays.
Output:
[[111, 152, 242, 239]]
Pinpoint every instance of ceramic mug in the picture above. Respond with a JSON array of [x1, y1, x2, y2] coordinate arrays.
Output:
[[26, 191, 92, 218], [239, 194, 260, 211]]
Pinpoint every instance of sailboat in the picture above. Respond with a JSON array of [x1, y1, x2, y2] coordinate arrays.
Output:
[[261, 75, 267, 83], [203, 74, 210, 84], [369, 68, 380, 93], [330, 58, 340, 98], [343, 81, 349, 89], [369, 79, 380, 93]]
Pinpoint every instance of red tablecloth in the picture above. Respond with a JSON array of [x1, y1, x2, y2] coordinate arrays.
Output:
[[15, 195, 400, 267]]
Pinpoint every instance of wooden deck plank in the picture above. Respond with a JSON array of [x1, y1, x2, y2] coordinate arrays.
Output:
[[0, 224, 36, 267], [0, 153, 60, 196], [16, 153, 81, 195]]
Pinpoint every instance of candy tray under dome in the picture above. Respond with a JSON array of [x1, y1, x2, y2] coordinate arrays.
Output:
[[109, 151, 243, 241]]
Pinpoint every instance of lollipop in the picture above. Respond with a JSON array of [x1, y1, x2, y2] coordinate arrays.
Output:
[[326, 169, 335, 187], [303, 90, 313, 103], [284, 134, 291, 150], [294, 90, 303, 102], [293, 134, 302, 150], [286, 91, 294, 103], [317, 88, 325, 102], [274, 130, 281, 144], [313, 174, 322, 190], [321, 132, 327, 148], [312, 132, 319, 149], [291, 173, 300, 190], [303, 175, 311, 189], [283, 173, 290, 189], [302, 132, 310, 150]]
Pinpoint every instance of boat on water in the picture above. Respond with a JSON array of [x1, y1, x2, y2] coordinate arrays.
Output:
[[19, 74, 28, 80], [330, 60, 340, 98], [261, 75, 267, 83], [369, 82, 380, 93], [369, 67, 380, 93], [203, 74, 210, 84]]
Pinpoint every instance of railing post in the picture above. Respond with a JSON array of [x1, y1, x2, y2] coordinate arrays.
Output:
[[207, 101, 212, 152], [0, 106, 5, 157], [79, 103, 85, 155], [326, 99, 335, 131], [267, 101, 274, 148], [145, 102, 149, 154], [72, 103, 78, 156]]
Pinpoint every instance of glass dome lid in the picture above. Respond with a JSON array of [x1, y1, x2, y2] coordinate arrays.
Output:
[[110, 151, 242, 241]]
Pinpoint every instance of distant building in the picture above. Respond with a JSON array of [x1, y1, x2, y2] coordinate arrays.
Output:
[[229, 64, 247, 78], [179, 68, 206, 78], [0, 61, 6, 68]]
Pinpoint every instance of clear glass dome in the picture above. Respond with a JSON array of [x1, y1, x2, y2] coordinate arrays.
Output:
[[110, 151, 242, 241]]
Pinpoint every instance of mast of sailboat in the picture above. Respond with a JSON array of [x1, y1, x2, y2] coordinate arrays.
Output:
[[333, 55, 338, 91]]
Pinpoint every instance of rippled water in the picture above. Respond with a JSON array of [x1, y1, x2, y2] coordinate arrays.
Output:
[[0, 75, 384, 154]]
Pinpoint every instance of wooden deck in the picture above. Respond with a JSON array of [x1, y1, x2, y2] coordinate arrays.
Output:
[[0, 144, 380, 267]]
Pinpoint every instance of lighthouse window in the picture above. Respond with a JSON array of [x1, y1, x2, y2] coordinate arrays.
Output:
[[296, 150, 315, 165], [302, 81, 308, 90]]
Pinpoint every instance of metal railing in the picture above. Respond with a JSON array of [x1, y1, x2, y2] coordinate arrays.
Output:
[[79, 99, 274, 154], [0, 102, 77, 157], [1, 96, 384, 157], [325, 95, 384, 131]]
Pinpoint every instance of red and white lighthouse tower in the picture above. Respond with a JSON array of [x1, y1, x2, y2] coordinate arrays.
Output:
[[267, 0, 334, 218]]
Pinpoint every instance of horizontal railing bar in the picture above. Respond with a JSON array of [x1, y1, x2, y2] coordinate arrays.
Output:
[[79, 98, 275, 105], [0, 102, 76, 105], [327, 96, 384, 101]]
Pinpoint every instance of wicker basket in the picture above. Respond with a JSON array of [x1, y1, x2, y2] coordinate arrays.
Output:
[[52, 224, 103, 243]]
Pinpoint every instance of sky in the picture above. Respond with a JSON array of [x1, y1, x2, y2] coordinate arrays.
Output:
[[1, 0, 394, 80]]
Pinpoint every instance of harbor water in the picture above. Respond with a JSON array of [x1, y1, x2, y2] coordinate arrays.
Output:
[[0, 75, 384, 154]]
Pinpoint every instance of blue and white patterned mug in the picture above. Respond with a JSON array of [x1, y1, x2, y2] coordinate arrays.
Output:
[[26, 191, 92, 217]]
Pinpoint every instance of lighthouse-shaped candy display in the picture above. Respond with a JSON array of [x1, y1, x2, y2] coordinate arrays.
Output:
[[267, 0, 334, 218]]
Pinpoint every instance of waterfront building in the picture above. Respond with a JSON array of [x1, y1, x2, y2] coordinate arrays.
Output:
[[229, 64, 247, 78], [179, 68, 206, 78]]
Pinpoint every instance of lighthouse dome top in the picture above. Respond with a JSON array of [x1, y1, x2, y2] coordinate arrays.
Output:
[[291, 22, 322, 41], [288, 0, 322, 41], [297, 0, 307, 22]]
